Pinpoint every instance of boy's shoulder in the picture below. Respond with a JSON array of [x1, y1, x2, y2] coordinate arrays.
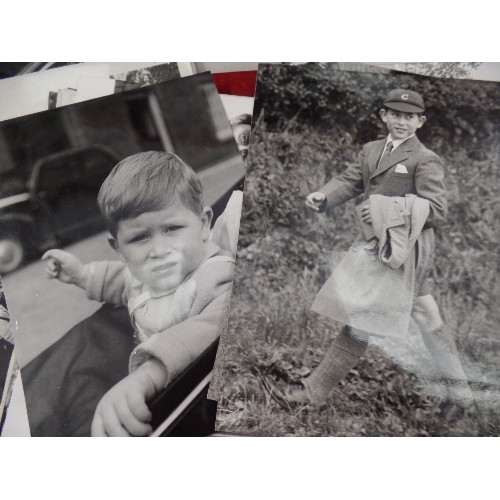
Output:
[[362, 137, 441, 162], [413, 139, 442, 164], [193, 243, 233, 290], [361, 138, 386, 150], [181, 246, 233, 315], [195, 245, 234, 286]]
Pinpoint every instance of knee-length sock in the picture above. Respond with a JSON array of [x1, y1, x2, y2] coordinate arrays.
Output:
[[303, 325, 368, 402]]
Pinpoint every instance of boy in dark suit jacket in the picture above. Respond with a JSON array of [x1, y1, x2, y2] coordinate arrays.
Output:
[[276, 89, 473, 412]]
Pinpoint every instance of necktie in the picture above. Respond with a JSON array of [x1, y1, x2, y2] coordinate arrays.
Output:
[[377, 141, 393, 170]]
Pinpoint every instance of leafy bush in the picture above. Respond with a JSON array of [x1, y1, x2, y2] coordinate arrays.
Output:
[[256, 63, 500, 158]]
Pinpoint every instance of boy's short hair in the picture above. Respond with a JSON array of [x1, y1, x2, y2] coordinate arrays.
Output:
[[98, 151, 204, 238]]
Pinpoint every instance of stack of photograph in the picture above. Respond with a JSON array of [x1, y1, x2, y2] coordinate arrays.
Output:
[[1, 62, 499, 438]]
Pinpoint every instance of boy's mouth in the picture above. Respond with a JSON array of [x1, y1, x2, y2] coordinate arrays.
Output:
[[151, 262, 176, 274]]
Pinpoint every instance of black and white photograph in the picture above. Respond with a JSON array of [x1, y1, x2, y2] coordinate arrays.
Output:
[[0, 62, 80, 80], [0, 62, 184, 122], [0, 72, 246, 436], [215, 63, 500, 437], [0, 276, 17, 433], [372, 62, 500, 82]]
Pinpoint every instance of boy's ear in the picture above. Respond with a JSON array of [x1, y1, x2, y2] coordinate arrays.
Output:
[[108, 238, 125, 262], [201, 207, 213, 241], [379, 108, 388, 122], [417, 115, 427, 128]]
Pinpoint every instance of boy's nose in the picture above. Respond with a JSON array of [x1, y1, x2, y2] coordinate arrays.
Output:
[[148, 235, 170, 258]]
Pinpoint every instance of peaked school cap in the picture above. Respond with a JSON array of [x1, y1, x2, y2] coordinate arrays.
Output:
[[384, 89, 425, 113]]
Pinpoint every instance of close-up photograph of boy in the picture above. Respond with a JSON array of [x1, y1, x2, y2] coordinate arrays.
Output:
[[0, 73, 245, 436], [42, 151, 236, 436]]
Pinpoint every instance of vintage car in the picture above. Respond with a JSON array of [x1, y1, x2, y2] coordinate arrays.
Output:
[[0, 145, 120, 274]]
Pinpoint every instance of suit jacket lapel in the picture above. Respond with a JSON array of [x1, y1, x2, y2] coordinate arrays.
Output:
[[370, 135, 420, 180], [367, 139, 386, 177]]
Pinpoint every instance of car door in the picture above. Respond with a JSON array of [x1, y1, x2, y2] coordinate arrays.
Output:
[[29, 146, 119, 246]]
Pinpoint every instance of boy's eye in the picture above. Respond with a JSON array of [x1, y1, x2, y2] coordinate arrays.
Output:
[[164, 225, 183, 233], [129, 234, 148, 243]]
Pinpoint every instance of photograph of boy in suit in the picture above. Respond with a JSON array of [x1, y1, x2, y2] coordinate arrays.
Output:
[[216, 63, 500, 437], [271, 89, 473, 412]]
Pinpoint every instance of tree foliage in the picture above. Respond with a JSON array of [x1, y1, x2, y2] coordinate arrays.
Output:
[[255, 63, 500, 159], [120, 63, 180, 86], [392, 62, 481, 79]]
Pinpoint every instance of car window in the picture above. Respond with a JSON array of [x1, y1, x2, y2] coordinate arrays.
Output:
[[33, 147, 118, 196]]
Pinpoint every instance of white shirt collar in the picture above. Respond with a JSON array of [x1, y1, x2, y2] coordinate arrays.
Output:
[[386, 134, 415, 151]]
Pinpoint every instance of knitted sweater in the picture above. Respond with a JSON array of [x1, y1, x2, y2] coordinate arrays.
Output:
[[81, 240, 234, 384]]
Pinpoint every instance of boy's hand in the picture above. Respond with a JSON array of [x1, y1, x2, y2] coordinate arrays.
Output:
[[360, 203, 372, 224], [305, 191, 326, 212], [42, 249, 84, 285], [91, 359, 168, 437]]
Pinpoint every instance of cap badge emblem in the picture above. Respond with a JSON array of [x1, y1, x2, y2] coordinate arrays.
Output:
[[401, 94, 409, 100]]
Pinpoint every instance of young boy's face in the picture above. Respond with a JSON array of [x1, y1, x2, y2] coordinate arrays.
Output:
[[380, 108, 426, 140], [111, 197, 212, 296]]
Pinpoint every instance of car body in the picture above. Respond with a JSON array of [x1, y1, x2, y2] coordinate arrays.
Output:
[[0, 145, 120, 274]]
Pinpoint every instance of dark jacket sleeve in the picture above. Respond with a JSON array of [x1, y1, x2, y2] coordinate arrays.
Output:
[[319, 145, 365, 209], [414, 152, 447, 227]]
